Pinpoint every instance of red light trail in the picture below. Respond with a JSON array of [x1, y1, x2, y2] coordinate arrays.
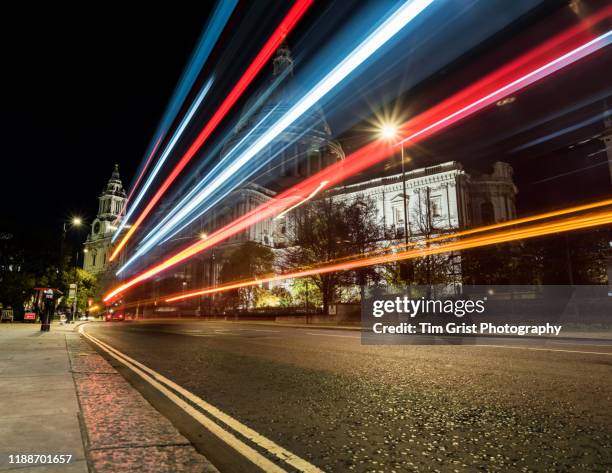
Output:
[[103, 11, 612, 303], [114, 136, 163, 225], [110, 0, 314, 261]]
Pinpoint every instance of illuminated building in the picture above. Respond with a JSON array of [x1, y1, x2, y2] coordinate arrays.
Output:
[[83, 165, 126, 274], [181, 46, 517, 296]]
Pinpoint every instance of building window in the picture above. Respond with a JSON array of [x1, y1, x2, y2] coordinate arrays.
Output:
[[92, 253, 97, 266], [430, 196, 442, 218], [393, 207, 404, 225], [481, 201, 495, 224]]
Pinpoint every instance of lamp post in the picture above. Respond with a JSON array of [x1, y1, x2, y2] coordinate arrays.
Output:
[[379, 124, 412, 283], [379, 124, 409, 245], [63, 216, 86, 323]]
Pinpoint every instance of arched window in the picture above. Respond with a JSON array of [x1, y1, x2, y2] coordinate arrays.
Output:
[[481, 201, 495, 224]]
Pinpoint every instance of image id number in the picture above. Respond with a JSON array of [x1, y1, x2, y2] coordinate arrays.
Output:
[[9, 454, 73, 464]]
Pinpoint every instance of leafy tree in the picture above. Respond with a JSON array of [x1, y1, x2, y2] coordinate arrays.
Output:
[[342, 196, 385, 300], [462, 229, 609, 286], [408, 190, 458, 286], [281, 196, 382, 312], [219, 241, 274, 311], [290, 278, 322, 311], [0, 226, 63, 318]]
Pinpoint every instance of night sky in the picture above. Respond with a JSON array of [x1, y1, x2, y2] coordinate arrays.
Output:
[[1, 3, 213, 236]]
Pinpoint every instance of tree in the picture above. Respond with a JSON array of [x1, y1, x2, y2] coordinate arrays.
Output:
[[0, 225, 64, 319], [290, 278, 322, 311], [462, 229, 609, 286], [281, 198, 350, 314], [219, 241, 274, 311], [408, 189, 458, 287], [342, 196, 384, 300], [281, 196, 383, 312]]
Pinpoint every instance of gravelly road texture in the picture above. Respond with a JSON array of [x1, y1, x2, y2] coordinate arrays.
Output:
[[86, 320, 612, 473], [67, 332, 217, 473]]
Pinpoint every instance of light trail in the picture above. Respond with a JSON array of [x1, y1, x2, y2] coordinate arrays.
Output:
[[96, 199, 612, 314], [156, 141, 315, 247], [117, 107, 281, 273], [315, 197, 612, 266], [113, 0, 238, 236], [274, 180, 330, 220], [115, 0, 436, 270], [103, 20, 612, 302], [116, 136, 162, 224], [114, 78, 215, 232], [110, 0, 315, 260], [165, 208, 612, 302], [511, 110, 612, 152]]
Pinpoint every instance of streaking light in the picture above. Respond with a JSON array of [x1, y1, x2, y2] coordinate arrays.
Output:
[[274, 180, 329, 220], [102, 24, 612, 302], [117, 0, 436, 268], [112, 77, 214, 241], [165, 207, 612, 302], [113, 0, 238, 238], [115, 136, 162, 225], [110, 0, 315, 259], [311, 198, 612, 266], [116, 107, 280, 274]]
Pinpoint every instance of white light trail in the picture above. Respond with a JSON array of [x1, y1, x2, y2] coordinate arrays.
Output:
[[116, 0, 435, 273], [112, 77, 214, 242]]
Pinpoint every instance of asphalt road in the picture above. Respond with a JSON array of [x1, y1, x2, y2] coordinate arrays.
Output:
[[85, 320, 612, 472]]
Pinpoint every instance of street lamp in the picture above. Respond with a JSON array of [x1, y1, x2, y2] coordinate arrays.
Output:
[[379, 122, 413, 284], [62, 216, 88, 323], [378, 122, 410, 247]]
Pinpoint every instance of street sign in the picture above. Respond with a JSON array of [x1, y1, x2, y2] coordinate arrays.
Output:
[[68, 284, 77, 300]]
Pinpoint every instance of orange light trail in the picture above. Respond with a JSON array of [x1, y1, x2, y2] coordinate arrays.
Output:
[[321, 198, 612, 266], [165, 208, 612, 302]]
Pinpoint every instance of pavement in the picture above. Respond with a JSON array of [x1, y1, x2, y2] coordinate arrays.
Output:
[[0, 322, 217, 473], [84, 319, 612, 473]]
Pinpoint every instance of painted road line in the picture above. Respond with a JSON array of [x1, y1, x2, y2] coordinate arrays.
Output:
[[79, 326, 324, 473], [80, 329, 285, 473], [304, 331, 360, 339], [548, 341, 612, 347], [476, 344, 612, 356]]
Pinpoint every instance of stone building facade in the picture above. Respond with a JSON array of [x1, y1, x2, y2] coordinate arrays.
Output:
[[83, 165, 126, 275], [176, 46, 517, 295]]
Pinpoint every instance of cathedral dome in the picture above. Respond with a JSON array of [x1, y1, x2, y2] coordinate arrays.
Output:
[[220, 44, 344, 191]]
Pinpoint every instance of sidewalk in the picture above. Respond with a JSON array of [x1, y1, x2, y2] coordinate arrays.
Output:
[[0, 323, 217, 473], [0, 323, 88, 472]]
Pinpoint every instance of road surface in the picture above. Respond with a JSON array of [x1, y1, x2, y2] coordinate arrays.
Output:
[[84, 320, 612, 472]]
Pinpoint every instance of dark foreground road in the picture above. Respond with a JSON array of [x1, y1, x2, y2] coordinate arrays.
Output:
[[85, 320, 612, 472]]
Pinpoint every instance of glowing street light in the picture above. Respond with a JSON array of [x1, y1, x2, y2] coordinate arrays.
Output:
[[377, 122, 410, 258], [379, 123, 399, 140], [72, 217, 82, 226], [200, 233, 208, 240]]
